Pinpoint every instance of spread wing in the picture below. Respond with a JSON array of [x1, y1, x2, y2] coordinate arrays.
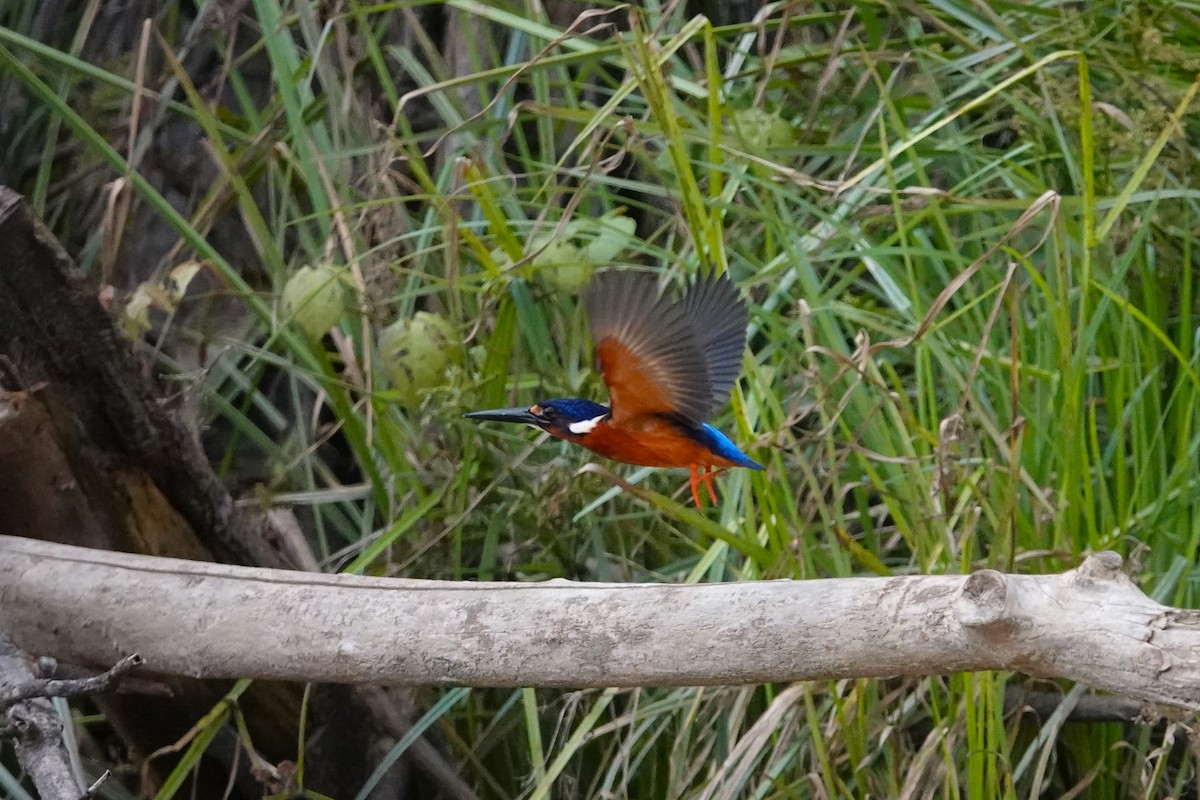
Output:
[[585, 271, 713, 425], [679, 271, 750, 413]]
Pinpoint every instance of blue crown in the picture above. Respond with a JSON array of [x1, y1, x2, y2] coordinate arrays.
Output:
[[539, 398, 610, 423]]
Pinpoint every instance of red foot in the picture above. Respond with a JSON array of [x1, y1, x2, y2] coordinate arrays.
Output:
[[687, 466, 725, 508], [688, 467, 703, 508]]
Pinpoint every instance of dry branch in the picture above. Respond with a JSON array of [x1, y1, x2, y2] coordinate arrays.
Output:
[[0, 629, 84, 800], [1, 632, 143, 799], [3, 536, 1199, 709], [0, 653, 143, 708]]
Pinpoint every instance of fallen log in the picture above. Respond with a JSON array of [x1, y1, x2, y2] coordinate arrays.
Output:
[[2, 536, 1198, 710]]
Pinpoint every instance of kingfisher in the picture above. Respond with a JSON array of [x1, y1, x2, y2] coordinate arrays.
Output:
[[465, 270, 762, 508]]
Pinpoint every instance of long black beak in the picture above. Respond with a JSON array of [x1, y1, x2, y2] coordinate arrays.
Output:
[[463, 406, 539, 426]]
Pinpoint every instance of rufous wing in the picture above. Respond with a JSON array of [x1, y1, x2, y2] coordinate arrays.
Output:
[[585, 271, 713, 425]]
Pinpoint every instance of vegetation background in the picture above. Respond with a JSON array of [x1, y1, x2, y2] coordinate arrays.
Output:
[[2, 0, 1199, 797]]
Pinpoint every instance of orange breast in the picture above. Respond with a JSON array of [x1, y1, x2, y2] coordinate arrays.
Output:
[[566, 415, 742, 469]]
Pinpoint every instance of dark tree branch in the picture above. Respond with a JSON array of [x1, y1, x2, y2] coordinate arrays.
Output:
[[0, 187, 470, 798], [0, 653, 144, 709], [0, 186, 302, 570], [1005, 686, 1150, 724]]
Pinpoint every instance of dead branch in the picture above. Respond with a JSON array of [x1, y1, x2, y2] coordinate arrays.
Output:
[[2, 536, 1199, 709], [0, 629, 84, 800], [0, 653, 144, 708]]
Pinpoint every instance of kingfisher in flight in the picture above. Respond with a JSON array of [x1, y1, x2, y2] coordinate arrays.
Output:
[[466, 270, 762, 508]]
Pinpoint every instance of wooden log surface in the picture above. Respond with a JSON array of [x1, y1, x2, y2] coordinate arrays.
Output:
[[2, 536, 1199, 709]]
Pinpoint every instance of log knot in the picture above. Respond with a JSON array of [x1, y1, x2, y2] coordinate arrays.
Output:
[[954, 570, 1010, 631], [7, 701, 62, 745], [1073, 551, 1124, 587]]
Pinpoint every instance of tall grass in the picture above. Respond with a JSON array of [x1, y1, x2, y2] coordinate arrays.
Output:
[[2, 0, 1199, 797]]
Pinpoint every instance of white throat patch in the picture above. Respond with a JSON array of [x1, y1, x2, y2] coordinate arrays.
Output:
[[567, 414, 606, 435]]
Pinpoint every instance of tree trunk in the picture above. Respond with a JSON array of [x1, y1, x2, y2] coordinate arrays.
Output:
[[0, 187, 461, 799]]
